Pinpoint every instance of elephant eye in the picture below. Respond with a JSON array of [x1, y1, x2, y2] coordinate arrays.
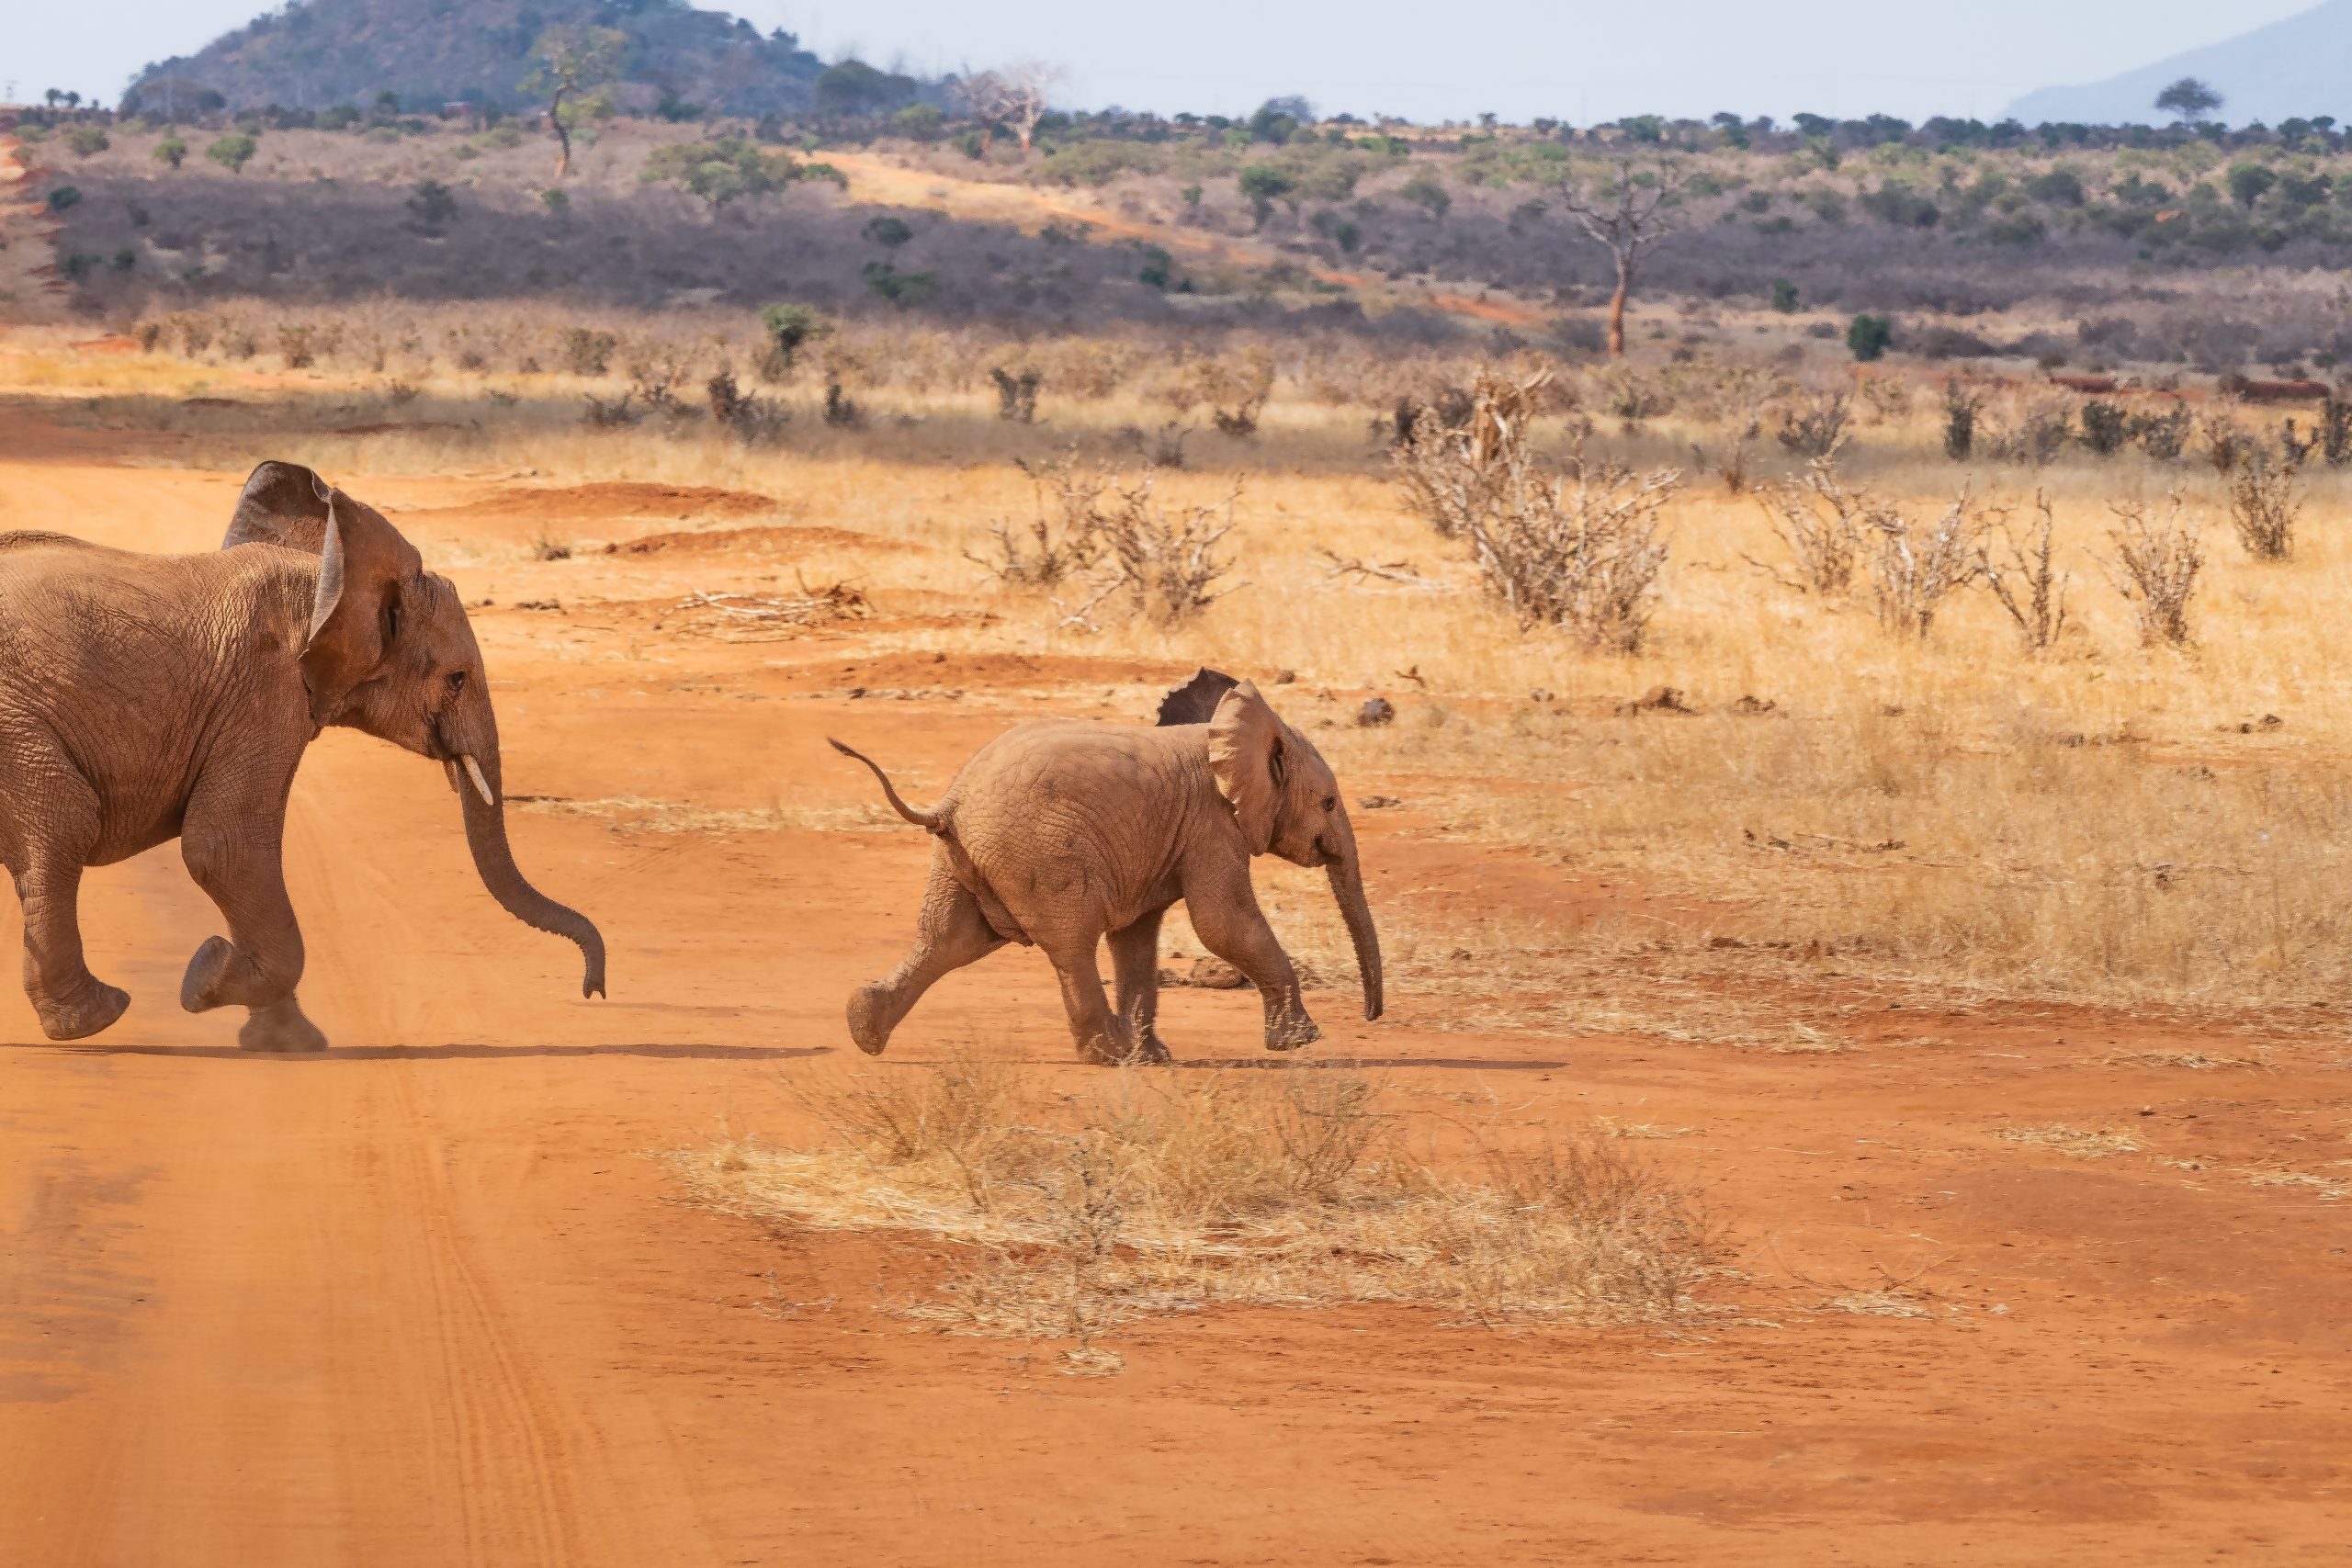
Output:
[[447, 670, 468, 693], [1321, 795, 1337, 812]]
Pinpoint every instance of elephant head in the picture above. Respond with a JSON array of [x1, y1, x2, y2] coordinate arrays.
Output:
[[224, 461, 605, 998], [1160, 668, 1383, 1021]]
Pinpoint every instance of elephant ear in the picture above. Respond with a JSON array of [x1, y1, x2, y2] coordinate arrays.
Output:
[[223, 460, 334, 553], [1156, 666, 1240, 727], [299, 482, 425, 716], [1206, 680, 1286, 854]]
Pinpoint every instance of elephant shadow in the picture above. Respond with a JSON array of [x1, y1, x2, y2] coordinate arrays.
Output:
[[1178, 1055, 1568, 1072], [13, 1042, 834, 1062]]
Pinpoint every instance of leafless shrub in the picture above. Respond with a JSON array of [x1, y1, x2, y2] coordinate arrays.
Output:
[[2199, 412, 2253, 474], [1865, 483, 1989, 638], [1750, 448, 1866, 593], [2108, 496, 2204, 647], [2226, 451, 2301, 561], [966, 452, 1111, 587], [671, 581, 870, 641], [1396, 367, 1675, 650], [582, 390, 642, 427], [1058, 475, 1244, 628], [1391, 365, 1555, 539], [1980, 394, 2071, 466], [706, 368, 790, 446], [1941, 378, 1984, 460], [822, 381, 863, 428], [2136, 402, 2192, 461], [1689, 434, 1752, 492], [1773, 389, 1849, 457], [1977, 490, 2071, 652], [1117, 420, 1190, 468], [989, 365, 1043, 423]]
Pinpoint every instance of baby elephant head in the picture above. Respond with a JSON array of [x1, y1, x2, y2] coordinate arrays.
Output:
[[225, 460, 605, 998], [1160, 668, 1383, 1021]]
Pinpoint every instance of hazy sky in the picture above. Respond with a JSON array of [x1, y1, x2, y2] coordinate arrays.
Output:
[[5, 0, 2318, 122]]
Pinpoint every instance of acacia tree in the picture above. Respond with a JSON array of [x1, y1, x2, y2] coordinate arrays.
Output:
[[520, 25, 626, 179], [2155, 77, 2222, 123], [1558, 153, 1686, 357], [960, 62, 1061, 153]]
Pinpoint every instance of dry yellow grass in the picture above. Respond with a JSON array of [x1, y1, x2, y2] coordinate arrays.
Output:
[[673, 1051, 1725, 1340], [19, 323, 2352, 1014]]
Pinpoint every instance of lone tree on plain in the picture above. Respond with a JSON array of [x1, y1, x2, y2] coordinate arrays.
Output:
[[1559, 153, 1687, 357], [521, 25, 626, 179], [2156, 76, 2223, 123], [960, 62, 1061, 153]]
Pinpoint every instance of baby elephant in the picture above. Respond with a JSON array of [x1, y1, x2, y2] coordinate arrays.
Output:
[[832, 668, 1383, 1064]]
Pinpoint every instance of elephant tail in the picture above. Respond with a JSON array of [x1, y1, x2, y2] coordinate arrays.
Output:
[[828, 739, 948, 834]]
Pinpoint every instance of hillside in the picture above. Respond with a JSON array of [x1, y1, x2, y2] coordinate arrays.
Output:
[[2007, 1, 2352, 125], [120, 0, 861, 117]]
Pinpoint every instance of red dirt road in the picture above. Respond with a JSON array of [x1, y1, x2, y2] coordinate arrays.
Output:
[[2, 433, 2349, 1565]]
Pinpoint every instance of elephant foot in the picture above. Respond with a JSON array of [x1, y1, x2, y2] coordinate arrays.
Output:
[[1263, 1012, 1322, 1052], [33, 979, 130, 1042], [239, 997, 327, 1054], [1077, 1016, 1141, 1066], [179, 935, 243, 1013], [1131, 1028, 1174, 1066], [846, 984, 893, 1056]]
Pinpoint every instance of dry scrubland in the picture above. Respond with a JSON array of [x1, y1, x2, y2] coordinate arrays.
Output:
[[35, 315, 2352, 1026]]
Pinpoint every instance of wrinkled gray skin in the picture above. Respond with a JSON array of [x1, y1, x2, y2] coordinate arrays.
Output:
[[0, 461, 605, 1050], [833, 669, 1383, 1064]]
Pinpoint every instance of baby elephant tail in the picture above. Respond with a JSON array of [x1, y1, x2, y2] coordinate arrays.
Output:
[[828, 739, 947, 834]]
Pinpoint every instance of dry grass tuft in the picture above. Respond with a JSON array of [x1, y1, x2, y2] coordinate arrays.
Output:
[[675, 1052, 1727, 1341], [1997, 1123, 2142, 1158]]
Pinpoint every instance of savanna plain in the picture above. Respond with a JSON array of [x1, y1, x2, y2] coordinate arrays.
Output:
[[2, 121, 2350, 1568]]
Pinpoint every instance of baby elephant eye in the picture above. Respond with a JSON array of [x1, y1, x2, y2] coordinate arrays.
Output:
[[446, 670, 469, 693], [1321, 795, 1337, 812]]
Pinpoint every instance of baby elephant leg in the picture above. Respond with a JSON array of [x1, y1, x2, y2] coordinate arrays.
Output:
[[178, 813, 312, 1048], [848, 853, 1005, 1055], [1105, 908, 1173, 1065], [15, 860, 130, 1042], [1044, 937, 1137, 1066], [1183, 869, 1319, 1052]]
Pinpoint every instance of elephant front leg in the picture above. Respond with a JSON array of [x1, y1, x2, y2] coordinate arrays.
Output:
[[1183, 874, 1319, 1052], [178, 815, 317, 1050], [14, 863, 130, 1042], [1106, 908, 1173, 1065]]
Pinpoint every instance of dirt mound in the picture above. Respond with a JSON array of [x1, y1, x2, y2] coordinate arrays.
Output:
[[612, 525, 917, 558], [417, 481, 781, 526]]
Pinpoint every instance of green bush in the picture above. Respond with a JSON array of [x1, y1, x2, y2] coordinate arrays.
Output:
[[1137, 245, 1173, 289], [2226, 164, 2278, 208], [861, 262, 939, 309], [1400, 170, 1452, 219], [206, 134, 258, 174], [756, 302, 832, 367], [862, 215, 914, 247], [45, 186, 81, 213], [891, 104, 945, 142], [1770, 276, 1800, 312], [1847, 313, 1894, 362], [641, 137, 810, 208], [65, 125, 110, 157], [153, 135, 187, 168], [407, 179, 458, 225], [1238, 164, 1296, 229]]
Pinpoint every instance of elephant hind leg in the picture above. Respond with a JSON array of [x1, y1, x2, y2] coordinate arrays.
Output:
[[1106, 908, 1173, 1065], [15, 860, 130, 1042], [850, 854, 1005, 1055], [1044, 939, 1136, 1066]]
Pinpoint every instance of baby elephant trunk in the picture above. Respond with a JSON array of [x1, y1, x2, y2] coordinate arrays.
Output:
[[447, 738, 607, 998], [1324, 815, 1384, 1021]]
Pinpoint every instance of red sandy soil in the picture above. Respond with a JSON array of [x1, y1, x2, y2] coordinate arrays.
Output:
[[0, 415, 2347, 1565]]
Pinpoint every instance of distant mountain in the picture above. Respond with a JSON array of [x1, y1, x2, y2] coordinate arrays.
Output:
[[2008, 1, 2352, 125], [120, 0, 909, 117]]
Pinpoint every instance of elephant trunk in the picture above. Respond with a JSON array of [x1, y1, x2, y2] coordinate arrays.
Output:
[[1325, 818, 1383, 1021], [447, 735, 606, 999]]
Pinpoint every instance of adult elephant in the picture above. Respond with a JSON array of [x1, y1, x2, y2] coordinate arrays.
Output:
[[831, 668, 1382, 1064], [0, 461, 604, 1049]]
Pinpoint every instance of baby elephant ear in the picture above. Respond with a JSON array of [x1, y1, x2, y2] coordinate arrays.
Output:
[[300, 483, 425, 717], [1206, 680, 1285, 854], [1156, 666, 1241, 726], [223, 461, 337, 553]]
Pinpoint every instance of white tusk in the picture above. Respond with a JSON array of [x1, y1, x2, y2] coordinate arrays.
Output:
[[459, 754, 495, 807], [444, 760, 461, 795]]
